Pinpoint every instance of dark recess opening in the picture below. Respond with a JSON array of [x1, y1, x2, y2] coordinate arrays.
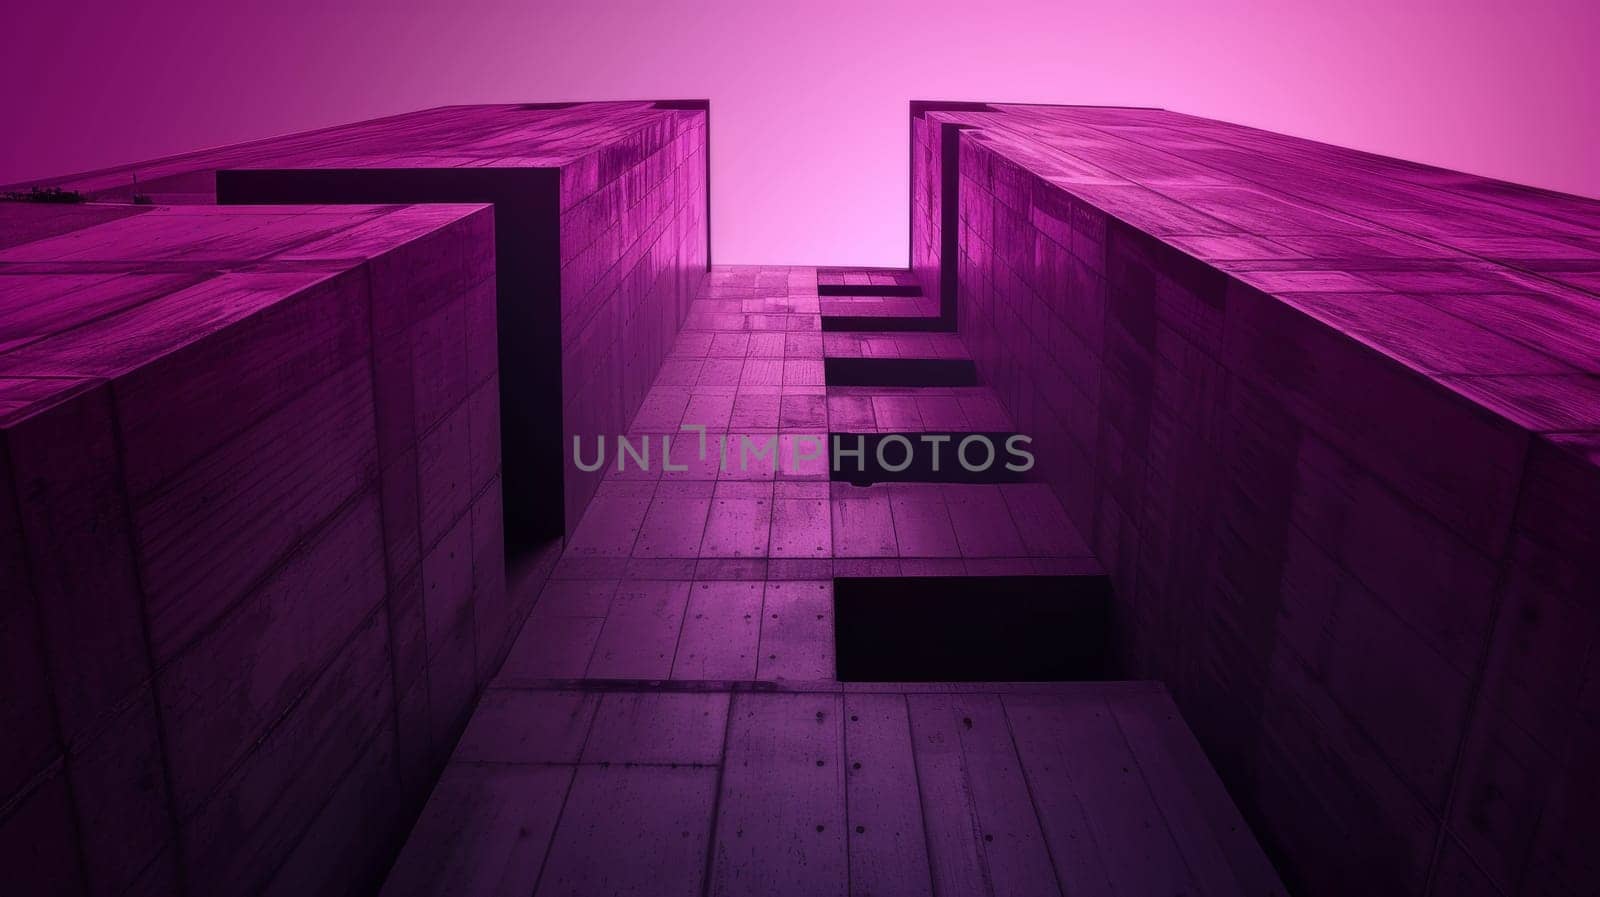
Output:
[[816, 284, 923, 297], [834, 576, 1110, 681], [218, 166, 564, 559], [820, 314, 950, 333], [823, 357, 978, 387]]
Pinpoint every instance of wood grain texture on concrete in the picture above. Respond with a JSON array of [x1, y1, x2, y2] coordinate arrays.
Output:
[[910, 101, 1600, 897], [382, 681, 1284, 897], [6, 101, 711, 553], [0, 200, 504, 897]]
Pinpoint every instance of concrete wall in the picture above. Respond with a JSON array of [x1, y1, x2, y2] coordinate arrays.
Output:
[[928, 109, 1600, 896], [0, 204, 505, 897], [559, 107, 708, 536], [0, 101, 712, 895]]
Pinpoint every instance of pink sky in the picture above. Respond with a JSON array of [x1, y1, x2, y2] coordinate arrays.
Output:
[[4, 0, 1597, 266]]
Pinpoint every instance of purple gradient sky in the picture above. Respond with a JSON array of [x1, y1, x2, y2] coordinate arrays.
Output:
[[4, 0, 1597, 266]]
